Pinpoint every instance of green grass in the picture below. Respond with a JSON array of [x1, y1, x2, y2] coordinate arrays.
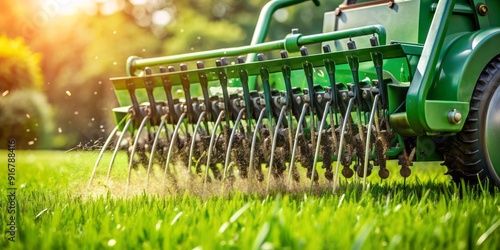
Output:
[[1, 150, 499, 249]]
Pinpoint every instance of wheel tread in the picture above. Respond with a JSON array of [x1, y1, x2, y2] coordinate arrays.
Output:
[[443, 55, 500, 186]]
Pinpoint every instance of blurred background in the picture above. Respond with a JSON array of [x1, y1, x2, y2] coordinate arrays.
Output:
[[0, 0, 334, 149]]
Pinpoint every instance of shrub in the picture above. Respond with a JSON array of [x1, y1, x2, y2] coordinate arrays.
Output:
[[0, 88, 54, 149], [0, 36, 43, 92]]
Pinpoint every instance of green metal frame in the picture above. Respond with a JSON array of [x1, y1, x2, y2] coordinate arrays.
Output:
[[434, 28, 500, 103], [126, 25, 386, 77], [406, 0, 500, 135], [112, 0, 500, 164], [405, 0, 458, 135]]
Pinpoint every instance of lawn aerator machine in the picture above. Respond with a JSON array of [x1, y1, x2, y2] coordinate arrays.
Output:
[[89, 0, 500, 192]]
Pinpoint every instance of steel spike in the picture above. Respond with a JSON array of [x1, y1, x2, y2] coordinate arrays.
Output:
[[163, 112, 187, 189], [266, 106, 287, 193], [287, 104, 308, 189], [146, 115, 168, 191], [363, 94, 379, 192], [333, 97, 355, 192], [106, 116, 134, 182], [248, 108, 267, 182], [88, 122, 122, 189], [126, 115, 150, 194], [223, 109, 246, 189], [204, 111, 225, 190], [310, 101, 331, 194]]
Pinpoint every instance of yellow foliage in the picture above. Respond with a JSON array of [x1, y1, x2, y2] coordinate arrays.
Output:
[[0, 36, 43, 92]]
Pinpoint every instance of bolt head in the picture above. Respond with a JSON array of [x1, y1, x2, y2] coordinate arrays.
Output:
[[317, 94, 323, 103], [259, 99, 266, 107], [362, 90, 369, 99], [448, 109, 462, 124], [342, 92, 348, 101], [477, 3, 488, 16], [279, 97, 287, 105], [324, 93, 331, 101], [454, 112, 462, 123], [303, 95, 310, 103], [217, 102, 225, 110], [295, 96, 302, 105]]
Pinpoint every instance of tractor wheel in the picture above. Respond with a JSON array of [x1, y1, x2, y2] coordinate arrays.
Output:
[[444, 55, 500, 187]]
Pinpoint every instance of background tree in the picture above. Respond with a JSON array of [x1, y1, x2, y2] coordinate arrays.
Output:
[[0, 36, 43, 92], [1, 0, 337, 149]]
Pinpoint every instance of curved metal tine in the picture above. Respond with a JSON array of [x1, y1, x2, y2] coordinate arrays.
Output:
[[286, 112, 294, 179], [223, 109, 245, 184], [163, 112, 187, 188], [248, 108, 267, 183], [332, 97, 355, 193], [126, 116, 150, 194], [287, 104, 308, 189], [203, 111, 225, 190], [145, 115, 167, 191], [309, 101, 331, 194], [88, 114, 128, 188], [106, 117, 134, 182], [355, 105, 366, 184], [329, 106, 339, 154], [362, 94, 379, 192], [266, 106, 287, 193], [187, 112, 206, 179]]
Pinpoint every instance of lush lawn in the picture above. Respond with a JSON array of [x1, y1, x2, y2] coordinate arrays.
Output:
[[1, 150, 499, 249]]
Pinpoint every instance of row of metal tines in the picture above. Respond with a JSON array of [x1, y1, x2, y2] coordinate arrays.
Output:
[[124, 37, 387, 132], [91, 36, 410, 193]]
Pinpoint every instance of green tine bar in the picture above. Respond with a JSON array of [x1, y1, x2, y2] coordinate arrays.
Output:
[[280, 51, 296, 169], [370, 35, 387, 109], [160, 66, 177, 124], [125, 80, 141, 119], [143, 67, 158, 124], [216, 59, 232, 127], [180, 64, 194, 123], [196, 61, 211, 131], [346, 38, 363, 107], [127, 25, 386, 76], [322, 44, 338, 114], [237, 56, 254, 134], [300, 46, 316, 149], [258, 53, 274, 126], [300, 47, 315, 110], [280, 50, 293, 108]]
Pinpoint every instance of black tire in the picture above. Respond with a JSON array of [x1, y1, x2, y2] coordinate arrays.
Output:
[[443, 55, 500, 187]]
